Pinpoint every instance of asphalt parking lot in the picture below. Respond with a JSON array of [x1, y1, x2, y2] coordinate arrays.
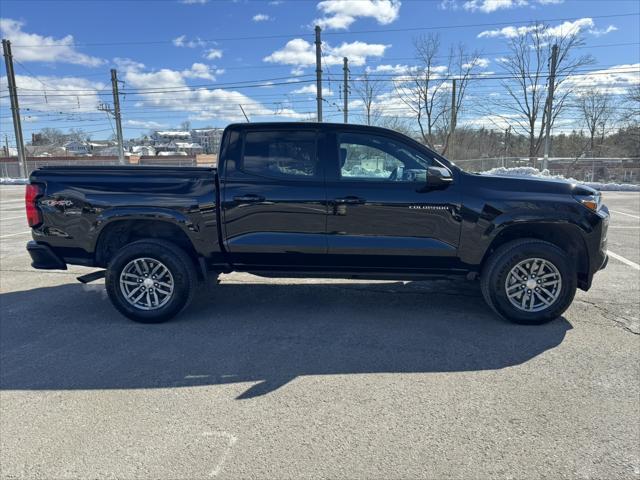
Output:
[[1, 185, 638, 479]]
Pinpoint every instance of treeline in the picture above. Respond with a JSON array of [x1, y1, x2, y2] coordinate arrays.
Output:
[[422, 125, 640, 160]]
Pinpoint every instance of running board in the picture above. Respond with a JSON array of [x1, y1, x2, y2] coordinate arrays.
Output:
[[77, 270, 106, 284]]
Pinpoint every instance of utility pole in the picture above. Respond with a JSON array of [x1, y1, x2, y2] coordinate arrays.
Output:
[[314, 25, 323, 122], [503, 126, 511, 167], [542, 44, 559, 171], [2, 39, 27, 178], [110, 69, 125, 165], [449, 78, 457, 159], [343, 57, 349, 123]]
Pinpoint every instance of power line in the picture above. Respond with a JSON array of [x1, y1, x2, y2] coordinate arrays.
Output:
[[8, 67, 637, 100], [8, 12, 639, 47]]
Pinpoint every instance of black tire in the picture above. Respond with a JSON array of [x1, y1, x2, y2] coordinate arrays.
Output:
[[105, 239, 197, 323], [480, 239, 577, 325]]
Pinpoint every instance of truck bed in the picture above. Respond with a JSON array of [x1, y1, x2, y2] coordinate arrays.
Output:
[[29, 165, 222, 268]]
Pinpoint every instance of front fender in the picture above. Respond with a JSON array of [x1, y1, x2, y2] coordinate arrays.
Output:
[[458, 201, 593, 267]]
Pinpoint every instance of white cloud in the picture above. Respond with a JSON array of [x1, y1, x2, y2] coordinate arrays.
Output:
[[126, 120, 168, 129], [264, 38, 389, 69], [0, 18, 103, 66], [291, 84, 334, 96], [546, 18, 594, 36], [589, 25, 618, 37], [463, 58, 490, 69], [314, 0, 401, 30], [252, 13, 271, 22], [438, 0, 459, 10], [180, 0, 209, 4], [478, 18, 615, 39], [0, 74, 106, 113], [366, 64, 411, 74], [173, 35, 207, 48], [451, 0, 563, 12], [181, 63, 219, 80], [204, 48, 223, 60], [264, 39, 316, 66], [461, 114, 519, 130], [114, 58, 308, 122], [563, 63, 640, 95], [464, 0, 527, 13]]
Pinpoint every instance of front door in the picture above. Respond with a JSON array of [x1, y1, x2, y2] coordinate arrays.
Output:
[[221, 127, 327, 268], [325, 130, 462, 271]]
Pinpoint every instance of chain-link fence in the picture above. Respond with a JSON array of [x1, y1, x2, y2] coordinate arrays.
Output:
[[1, 155, 638, 185], [0, 155, 218, 179]]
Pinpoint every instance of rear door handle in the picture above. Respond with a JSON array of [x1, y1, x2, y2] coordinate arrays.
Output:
[[233, 194, 265, 203], [333, 196, 365, 205]]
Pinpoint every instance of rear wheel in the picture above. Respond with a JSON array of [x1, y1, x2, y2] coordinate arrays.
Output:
[[105, 239, 197, 323], [481, 239, 577, 324]]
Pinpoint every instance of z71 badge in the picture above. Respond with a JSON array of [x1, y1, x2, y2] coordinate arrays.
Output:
[[41, 199, 74, 207]]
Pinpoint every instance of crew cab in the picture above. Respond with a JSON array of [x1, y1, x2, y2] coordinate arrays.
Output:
[[25, 122, 609, 324]]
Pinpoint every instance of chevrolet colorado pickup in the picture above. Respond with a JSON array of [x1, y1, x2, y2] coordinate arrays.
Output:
[[25, 122, 609, 324]]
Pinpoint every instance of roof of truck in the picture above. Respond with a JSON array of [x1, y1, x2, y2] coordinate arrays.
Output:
[[226, 122, 394, 131]]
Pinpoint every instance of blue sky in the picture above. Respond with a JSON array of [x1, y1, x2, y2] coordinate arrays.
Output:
[[1, 0, 639, 141]]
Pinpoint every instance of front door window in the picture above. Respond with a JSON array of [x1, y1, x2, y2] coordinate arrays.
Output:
[[338, 132, 431, 183]]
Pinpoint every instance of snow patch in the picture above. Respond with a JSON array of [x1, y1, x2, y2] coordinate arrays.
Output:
[[0, 178, 28, 185]]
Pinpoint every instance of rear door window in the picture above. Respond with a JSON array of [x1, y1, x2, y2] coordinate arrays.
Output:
[[242, 130, 318, 180]]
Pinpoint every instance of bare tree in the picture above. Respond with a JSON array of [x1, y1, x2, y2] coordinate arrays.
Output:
[[394, 34, 481, 155], [351, 70, 384, 126], [620, 84, 640, 125], [577, 89, 613, 155], [489, 23, 594, 165]]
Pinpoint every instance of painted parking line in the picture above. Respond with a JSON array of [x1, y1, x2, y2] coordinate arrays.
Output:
[[0, 199, 26, 205], [610, 209, 640, 220], [0, 215, 26, 221], [607, 250, 640, 271], [0, 230, 31, 239]]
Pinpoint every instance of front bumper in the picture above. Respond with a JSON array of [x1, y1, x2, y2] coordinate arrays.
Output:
[[26, 240, 67, 270]]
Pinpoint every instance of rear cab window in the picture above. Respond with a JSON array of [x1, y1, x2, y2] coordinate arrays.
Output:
[[241, 130, 319, 180]]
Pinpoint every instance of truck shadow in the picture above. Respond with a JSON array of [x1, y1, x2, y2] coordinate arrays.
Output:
[[0, 279, 572, 399]]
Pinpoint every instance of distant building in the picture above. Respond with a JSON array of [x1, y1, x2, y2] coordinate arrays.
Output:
[[25, 145, 66, 157], [88, 140, 117, 155], [152, 131, 191, 143], [63, 141, 91, 156], [190, 128, 223, 154], [174, 142, 204, 155], [130, 145, 156, 156]]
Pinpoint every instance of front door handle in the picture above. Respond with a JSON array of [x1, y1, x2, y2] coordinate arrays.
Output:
[[234, 194, 265, 203], [333, 196, 365, 205]]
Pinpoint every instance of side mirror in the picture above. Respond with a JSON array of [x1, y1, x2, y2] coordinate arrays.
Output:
[[426, 166, 453, 188]]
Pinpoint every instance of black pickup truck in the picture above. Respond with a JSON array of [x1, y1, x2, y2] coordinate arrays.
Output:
[[25, 122, 609, 324]]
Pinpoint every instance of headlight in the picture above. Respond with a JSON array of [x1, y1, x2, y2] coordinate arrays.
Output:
[[574, 192, 601, 212]]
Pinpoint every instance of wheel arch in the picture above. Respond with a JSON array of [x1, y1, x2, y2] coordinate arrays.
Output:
[[481, 222, 590, 285], [95, 218, 200, 271]]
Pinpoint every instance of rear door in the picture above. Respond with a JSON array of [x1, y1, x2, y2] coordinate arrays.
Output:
[[325, 129, 462, 271], [220, 126, 328, 268]]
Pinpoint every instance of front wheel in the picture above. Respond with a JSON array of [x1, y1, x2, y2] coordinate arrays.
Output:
[[105, 239, 197, 323], [481, 239, 577, 325]]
